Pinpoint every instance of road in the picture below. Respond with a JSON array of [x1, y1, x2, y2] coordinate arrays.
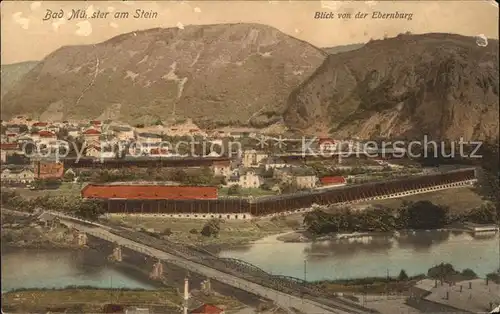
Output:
[[61, 218, 367, 314]]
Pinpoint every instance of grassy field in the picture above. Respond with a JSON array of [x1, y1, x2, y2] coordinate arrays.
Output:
[[357, 187, 484, 214], [2, 288, 182, 313], [107, 213, 304, 248], [6, 182, 84, 199], [2, 287, 243, 313], [218, 187, 277, 197]]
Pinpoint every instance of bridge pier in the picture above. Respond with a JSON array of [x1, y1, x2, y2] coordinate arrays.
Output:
[[200, 278, 212, 295], [150, 259, 164, 279], [75, 231, 87, 247], [108, 245, 122, 262]]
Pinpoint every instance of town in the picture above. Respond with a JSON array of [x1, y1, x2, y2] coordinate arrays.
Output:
[[1, 115, 450, 207]]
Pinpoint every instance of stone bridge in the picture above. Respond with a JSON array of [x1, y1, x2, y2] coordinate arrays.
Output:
[[58, 216, 374, 314]]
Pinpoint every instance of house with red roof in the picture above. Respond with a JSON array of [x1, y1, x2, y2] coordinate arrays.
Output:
[[319, 176, 346, 187], [38, 131, 57, 140], [83, 128, 102, 143], [190, 304, 224, 314], [32, 121, 49, 128], [1, 143, 20, 163]]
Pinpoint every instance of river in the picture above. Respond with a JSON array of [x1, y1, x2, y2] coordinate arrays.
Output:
[[2, 231, 498, 291], [1, 249, 156, 292], [219, 230, 499, 281]]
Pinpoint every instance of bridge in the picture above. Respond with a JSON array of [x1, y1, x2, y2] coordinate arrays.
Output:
[[51, 212, 375, 314]]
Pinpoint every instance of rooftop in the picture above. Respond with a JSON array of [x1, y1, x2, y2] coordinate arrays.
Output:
[[82, 184, 218, 200], [415, 279, 500, 313]]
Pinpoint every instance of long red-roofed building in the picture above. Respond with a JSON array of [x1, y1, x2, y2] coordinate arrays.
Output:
[[82, 184, 218, 200]]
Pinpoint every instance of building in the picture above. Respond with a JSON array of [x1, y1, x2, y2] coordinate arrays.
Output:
[[112, 126, 135, 141], [83, 128, 101, 143], [85, 144, 102, 158], [136, 132, 163, 145], [90, 120, 102, 127], [274, 167, 317, 189], [190, 304, 224, 314], [33, 161, 64, 179], [212, 160, 231, 178], [320, 176, 347, 187], [32, 121, 49, 130], [263, 157, 289, 171], [38, 130, 57, 142], [295, 175, 317, 189], [67, 127, 81, 138], [1, 167, 35, 184], [1, 143, 19, 163], [82, 184, 218, 200], [242, 150, 268, 168], [227, 170, 263, 188]]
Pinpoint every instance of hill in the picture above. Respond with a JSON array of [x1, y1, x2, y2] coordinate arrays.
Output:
[[1, 23, 326, 127], [284, 33, 499, 141], [322, 43, 364, 55], [0, 61, 39, 99]]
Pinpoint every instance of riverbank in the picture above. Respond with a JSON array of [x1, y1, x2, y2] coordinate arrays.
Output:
[[275, 225, 499, 244], [1, 212, 80, 249], [105, 213, 303, 253]]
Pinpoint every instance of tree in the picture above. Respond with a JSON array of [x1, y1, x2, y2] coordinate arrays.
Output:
[[397, 201, 448, 230], [162, 228, 173, 236], [461, 268, 477, 279], [63, 171, 75, 182], [467, 201, 497, 224], [398, 269, 409, 281], [201, 219, 221, 237], [227, 185, 241, 195], [73, 199, 104, 221], [427, 263, 458, 280]]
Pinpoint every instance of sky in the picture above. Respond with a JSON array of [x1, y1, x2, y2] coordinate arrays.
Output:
[[1, 0, 498, 64]]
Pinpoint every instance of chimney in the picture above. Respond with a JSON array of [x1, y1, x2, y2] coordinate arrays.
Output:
[[183, 277, 189, 314]]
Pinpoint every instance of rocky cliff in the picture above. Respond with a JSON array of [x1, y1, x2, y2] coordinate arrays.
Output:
[[284, 33, 499, 141]]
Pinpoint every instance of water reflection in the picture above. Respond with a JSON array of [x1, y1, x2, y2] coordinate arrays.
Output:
[[2, 249, 155, 292], [304, 236, 393, 260], [219, 231, 499, 281], [396, 230, 451, 251]]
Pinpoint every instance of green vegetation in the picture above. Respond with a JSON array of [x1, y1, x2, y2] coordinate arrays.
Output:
[[304, 199, 498, 235], [1, 190, 104, 221], [107, 213, 304, 248], [219, 187, 277, 197], [200, 219, 221, 237], [78, 167, 217, 185], [313, 263, 485, 295], [2, 287, 182, 313], [486, 272, 500, 284]]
